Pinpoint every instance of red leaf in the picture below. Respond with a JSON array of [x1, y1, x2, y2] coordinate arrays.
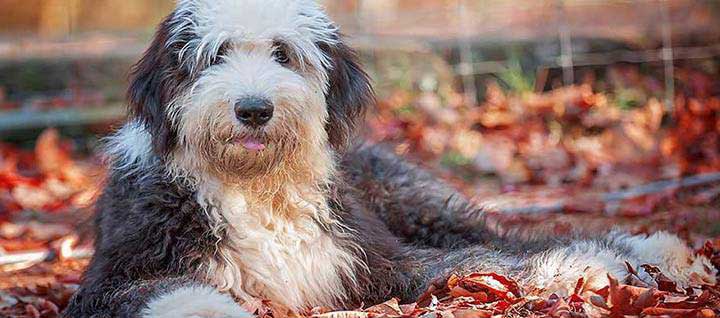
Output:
[[446, 273, 522, 303]]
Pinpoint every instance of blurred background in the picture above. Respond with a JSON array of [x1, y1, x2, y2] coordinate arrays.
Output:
[[1, 1, 720, 313]]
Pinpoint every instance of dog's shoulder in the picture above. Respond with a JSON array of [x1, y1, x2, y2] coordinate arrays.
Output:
[[97, 162, 197, 221], [92, 162, 217, 277]]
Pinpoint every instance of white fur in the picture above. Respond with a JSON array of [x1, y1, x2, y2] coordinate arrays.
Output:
[[198, 181, 362, 312], [615, 231, 718, 287], [164, 1, 335, 186], [528, 231, 717, 296], [528, 240, 631, 295], [171, 44, 328, 160], [103, 121, 154, 172], [142, 285, 250, 318], [170, 0, 336, 75]]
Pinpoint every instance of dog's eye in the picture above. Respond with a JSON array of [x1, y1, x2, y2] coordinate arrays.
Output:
[[210, 43, 231, 66], [272, 47, 290, 65]]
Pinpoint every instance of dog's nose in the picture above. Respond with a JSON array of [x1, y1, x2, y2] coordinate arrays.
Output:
[[234, 97, 274, 127]]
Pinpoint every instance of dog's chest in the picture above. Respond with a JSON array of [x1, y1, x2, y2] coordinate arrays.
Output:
[[206, 190, 357, 311]]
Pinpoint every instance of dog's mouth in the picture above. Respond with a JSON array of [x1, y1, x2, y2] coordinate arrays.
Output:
[[232, 135, 267, 151]]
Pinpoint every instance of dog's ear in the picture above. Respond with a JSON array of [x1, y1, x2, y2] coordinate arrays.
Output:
[[321, 42, 375, 151], [127, 17, 189, 158]]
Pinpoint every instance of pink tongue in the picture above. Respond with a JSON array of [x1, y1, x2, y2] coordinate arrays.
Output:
[[240, 137, 266, 151]]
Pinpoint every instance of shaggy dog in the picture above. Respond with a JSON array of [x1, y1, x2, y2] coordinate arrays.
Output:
[[64, 1, 717, 317]]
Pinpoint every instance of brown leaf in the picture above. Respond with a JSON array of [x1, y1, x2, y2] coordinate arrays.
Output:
[[663, 295, 690, 304], [34, 129, 73, 176], [699, 308, 716, 318], [607, 274, 661, 315], [450, 309, 492, 318], [399, 303, 417, 316], [313, 311, 369, 318], [641, 264, 683, 293], [641, 307, 697, 316], [366, 298, 403, 316]]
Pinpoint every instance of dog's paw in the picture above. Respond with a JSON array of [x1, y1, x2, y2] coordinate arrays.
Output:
[[143, 286, 251, 318], [622, 231, 718, 288]]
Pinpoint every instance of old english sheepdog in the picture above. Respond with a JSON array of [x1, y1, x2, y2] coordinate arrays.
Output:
[[64, 1, 717, 317]]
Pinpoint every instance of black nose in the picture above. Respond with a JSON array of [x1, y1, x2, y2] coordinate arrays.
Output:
[[234, 97, 274, 127]]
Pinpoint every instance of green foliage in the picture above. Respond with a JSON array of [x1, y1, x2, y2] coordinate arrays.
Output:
[[440, 151, 472, 168], [496, 55, 535, 94], [612, 88, 647, 110]]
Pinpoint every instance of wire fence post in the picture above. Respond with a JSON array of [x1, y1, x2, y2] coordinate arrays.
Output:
[[660, 0, 675, 111], [457, 0, 478, 106], [557, 0, 574, 86], [355, 0, 364, 34], [67, 0, 79, 40]]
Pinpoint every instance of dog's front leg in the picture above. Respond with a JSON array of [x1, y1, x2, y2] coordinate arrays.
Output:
[[63, 277, 250, 318], [142, 285, 250, 318]]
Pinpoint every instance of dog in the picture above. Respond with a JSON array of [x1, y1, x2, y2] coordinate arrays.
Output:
[[63, 1, 717, 317]]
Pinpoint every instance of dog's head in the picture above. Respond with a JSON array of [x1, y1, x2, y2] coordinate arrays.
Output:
[[126, 0, 373, 180]]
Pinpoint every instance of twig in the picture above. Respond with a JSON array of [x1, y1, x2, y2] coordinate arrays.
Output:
[[0, 236, 94, 272], [603, 172, 720, 202], [0, 250, 51, 266], [488, 202, 567, 215], [484, 172, 720, 214]]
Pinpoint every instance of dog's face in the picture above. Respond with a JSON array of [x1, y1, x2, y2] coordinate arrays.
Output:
[[128, 0, 373, 180]]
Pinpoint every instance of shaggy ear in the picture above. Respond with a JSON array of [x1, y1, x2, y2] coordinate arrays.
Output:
[[321, 42, 375, 151], [127, 17, 189, 158]]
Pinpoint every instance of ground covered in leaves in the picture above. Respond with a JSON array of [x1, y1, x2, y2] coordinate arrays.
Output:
[[2, 64, 720, 317]]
